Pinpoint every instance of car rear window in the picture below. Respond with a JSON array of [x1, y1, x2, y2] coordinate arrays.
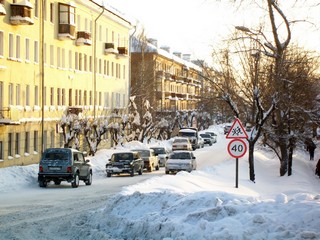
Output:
[[112, 153, 133, 161], [170, 152, 191, 159], [44, 150, 69, 161]]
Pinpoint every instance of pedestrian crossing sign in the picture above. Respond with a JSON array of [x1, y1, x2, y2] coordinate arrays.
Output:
[[226, 118, 248, 139]]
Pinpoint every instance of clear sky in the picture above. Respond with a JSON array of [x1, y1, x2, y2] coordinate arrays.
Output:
[[103, 0, 320, 64]]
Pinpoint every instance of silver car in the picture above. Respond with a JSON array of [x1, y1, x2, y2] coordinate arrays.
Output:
[[165, 151, 197, 174]]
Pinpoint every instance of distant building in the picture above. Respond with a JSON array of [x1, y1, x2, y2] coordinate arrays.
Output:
[[130, 38, 203, 114], [0, 0, 131, 167]]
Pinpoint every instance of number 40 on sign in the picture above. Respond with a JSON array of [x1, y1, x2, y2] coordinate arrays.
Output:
[[227, 139, 247, 158]]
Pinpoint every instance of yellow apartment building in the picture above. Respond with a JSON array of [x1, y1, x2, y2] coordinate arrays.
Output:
[[131, 40, 203, 115], [0, 0, 132, 167]]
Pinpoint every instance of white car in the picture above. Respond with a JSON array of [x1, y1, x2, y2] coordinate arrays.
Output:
[[172, 137, 193, 151], [165, 151, 197, 174]]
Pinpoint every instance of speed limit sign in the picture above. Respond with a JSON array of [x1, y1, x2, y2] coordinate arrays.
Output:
[[227, 139, 247, 158]]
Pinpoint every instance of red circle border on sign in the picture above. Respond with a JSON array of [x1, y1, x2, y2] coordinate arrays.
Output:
[[227, 139, 247, 158]]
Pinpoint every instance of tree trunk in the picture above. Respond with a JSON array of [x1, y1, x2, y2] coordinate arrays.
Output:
[[288, 145, 293, 176], [248, 141, 255, 182], [279, 141, 288, 176]]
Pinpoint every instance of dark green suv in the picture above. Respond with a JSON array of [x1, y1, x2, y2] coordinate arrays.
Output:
[[106, 151, 144, 177], [38, 148, 92, 188]]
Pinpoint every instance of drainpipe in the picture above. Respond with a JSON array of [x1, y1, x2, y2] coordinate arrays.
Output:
[[128, 25, 137, 107], [93, 4, 104, 119], [40, 0, 45, 154]]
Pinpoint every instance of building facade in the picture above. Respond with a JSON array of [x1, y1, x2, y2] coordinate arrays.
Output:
[[131, 40, 203, 115], [0, 0, 131, 167]]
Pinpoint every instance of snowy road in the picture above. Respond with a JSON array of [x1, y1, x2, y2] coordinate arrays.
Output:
[[0, 167, 168, 240], [0, 134, 230, 240]]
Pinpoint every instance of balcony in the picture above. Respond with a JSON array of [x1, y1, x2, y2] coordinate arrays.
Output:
[[10, 0, 34, 25], [104, 43, 118, 54], [0, 108, 12, 124], [58, 24, 76, 40], [0, 2, 6, 16], [75, 31, 92, 46], [117, 47, 128, 59]]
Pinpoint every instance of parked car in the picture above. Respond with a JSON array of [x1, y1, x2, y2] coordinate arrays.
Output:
[[172, 137, 193, 151], [206, 131, 217, 143], [150, 146, 170, 167], [131, 148, 160, 172], [38, 148, 92, 188], [197, 135, 205, 148], [165, 151, 197, 174], [178, 127, 199, 150], [224, 124, 232, 134], [200, 133, 214, 146], [106, 151, 144, 177]]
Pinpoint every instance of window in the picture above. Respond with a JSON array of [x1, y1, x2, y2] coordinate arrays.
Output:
[[34, 0, 38, 18], [16, 84, 20, 105], [89, 56, 92, 72], [99, 92, 102, 106], [59, 3, 75, 25], [69, 89, 72, 106], [84, 54, 87, 71], [8, 83, 13, 105], [84, 90, 87, 105], [50, 3, 54, 23], [43, 43, 47, 64], [75, 90, 78, 105], [89, 91, 92, 105], [43, 86, 46, 105], [57, 88, 61, 105], [57, 47, 60, 67], [43, 0, 47, 21], [75, 52, 78, 70], [50, 45, 54, 66], [0, 141, 3, 160], [50, 87, 54, 105], [16, 35, 20, 60], [34, 40, 39, 63], [78, 90, 81, 105], [34, 85, 39, 105], [34, 131, 38, 152], [15, 133, 20, 155], [79, 53, 82, 71], [0, 31, 3, 57], [0, 81, 3, 110], [50, 131, 55, 148], [43, 130, 47, 151], [62, 89, 65, 105], [25, 132, 29, 154], [26, 85, 30, 106], [8, 133, 13, 157], [104, 92, 109, 107], [68, 50, 72, 69], [62, 48, 65, 68], [9, 33, 14, 59], [123, 65, 126, 79], [25, 38, 30, 61]]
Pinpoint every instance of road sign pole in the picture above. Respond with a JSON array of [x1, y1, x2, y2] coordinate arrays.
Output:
[[235, 157, 239, 188]]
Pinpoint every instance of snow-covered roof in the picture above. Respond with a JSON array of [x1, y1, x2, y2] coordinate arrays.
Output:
[[132, 40, 202, 72]]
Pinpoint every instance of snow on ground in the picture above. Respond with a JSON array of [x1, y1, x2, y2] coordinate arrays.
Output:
[[1, 125, 320, 240]]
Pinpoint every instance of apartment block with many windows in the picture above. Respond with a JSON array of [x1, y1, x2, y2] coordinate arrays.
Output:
[[0, 0, 132, 167], [131, 39, 203, 114]]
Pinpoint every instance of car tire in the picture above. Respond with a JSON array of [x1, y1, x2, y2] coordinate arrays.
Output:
[[39, 180, 47, 188], [165, 170, 169, 174], [138, 167, 143, 175], [130, 168, 135, 177], [85, 172, 92, 185], [106, 172, 111, 178], [155, 163, 160, 171], [54, 180, 61, 185], [71, 173, 79, 188]]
